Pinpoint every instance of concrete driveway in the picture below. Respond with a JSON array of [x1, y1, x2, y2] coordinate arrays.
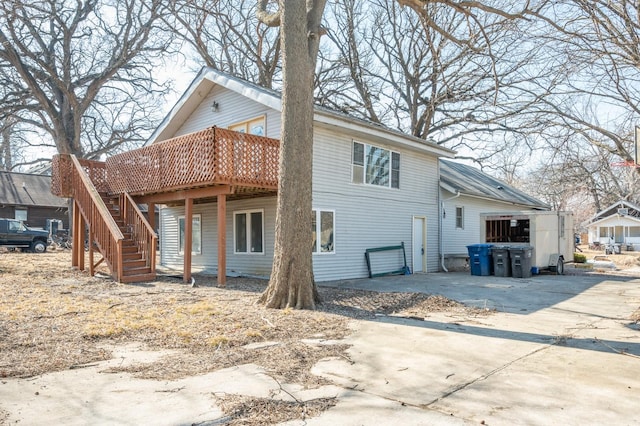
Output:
[[308, 271, 640, 424], [2, 271, 639, 425]]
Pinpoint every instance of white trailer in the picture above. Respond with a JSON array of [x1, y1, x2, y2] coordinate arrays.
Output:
[[480, 211, 574, 274]]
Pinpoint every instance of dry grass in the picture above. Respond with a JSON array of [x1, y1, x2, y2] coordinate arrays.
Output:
[[0, 251, 490, 424], [578, 245, 640, 268], [214, 394, 337, 425]]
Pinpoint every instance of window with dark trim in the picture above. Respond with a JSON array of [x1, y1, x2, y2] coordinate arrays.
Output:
[[179, 214, 202, 254], [312, 210, 334, 254], [234, 210, 264, 254], [352, 141, 399, 189]]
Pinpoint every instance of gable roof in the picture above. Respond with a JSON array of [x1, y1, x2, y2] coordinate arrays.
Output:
[[0, 172, 68, 208], [147, 67, 455, 158], [439, 159, 549, 209], [584, 199, 640, 225]]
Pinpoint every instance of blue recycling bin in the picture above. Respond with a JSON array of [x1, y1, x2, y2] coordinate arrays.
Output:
[[467, 244, 493, 276]]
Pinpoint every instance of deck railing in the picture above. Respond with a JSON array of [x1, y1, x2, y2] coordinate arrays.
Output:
[[105, 127, 280, 196], [121, 192, 157, 271], [52, 127, 280, 199], [68, 155, 124, 281], [52, 155, 111, 197]]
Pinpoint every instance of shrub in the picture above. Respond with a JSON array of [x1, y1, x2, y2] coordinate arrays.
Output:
[[574, 253, 587, 263]]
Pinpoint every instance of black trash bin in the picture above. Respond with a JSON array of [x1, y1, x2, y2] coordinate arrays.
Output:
[[509, 246, 533, 278], [492, 246, 511, 277]]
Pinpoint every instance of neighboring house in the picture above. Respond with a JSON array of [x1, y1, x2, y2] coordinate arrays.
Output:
[[439, 160, 549, 270], [584, 200, 640, 249], [149, 68, 455, 281], [0, 171, 69, 229]]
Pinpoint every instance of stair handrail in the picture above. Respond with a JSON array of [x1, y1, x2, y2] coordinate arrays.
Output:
[[121, 192, 157, 272], [70, 155, 125, 280]]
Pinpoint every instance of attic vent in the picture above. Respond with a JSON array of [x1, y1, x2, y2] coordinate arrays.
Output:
[[618, 208, 629, 215]]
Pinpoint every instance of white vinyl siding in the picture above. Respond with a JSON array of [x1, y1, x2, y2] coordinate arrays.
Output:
[[158, 81, 445, 280], [442, 193, 541, 256], [313, 124, 440, 280], [160, 197, 276, 277], [172, 85, 281, 139], [159, 124, 441, 281]]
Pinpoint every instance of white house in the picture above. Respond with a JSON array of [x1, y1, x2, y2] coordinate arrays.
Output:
[[585, 200, 640, 250], [151, 68, 455, 281], [439, 159, 549, 270]]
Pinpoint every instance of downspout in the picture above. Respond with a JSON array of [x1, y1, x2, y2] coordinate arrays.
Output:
[[440, 190, 461, 272]]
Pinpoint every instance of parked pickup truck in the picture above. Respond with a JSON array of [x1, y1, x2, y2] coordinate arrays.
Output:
[[0, 218, 50, 253]]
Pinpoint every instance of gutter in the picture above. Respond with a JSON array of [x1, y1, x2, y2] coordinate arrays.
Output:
[[440, 190, 461, 272]]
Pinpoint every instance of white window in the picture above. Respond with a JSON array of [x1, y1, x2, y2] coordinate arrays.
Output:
[[179, 214, 202, 255], [15, 209, 27, 221], [312, 210, 334, 254], [234, 210, 264, 254], [352, 141, 399, 188], [455, 207, 464, 229], [230, 116, 266, 136]]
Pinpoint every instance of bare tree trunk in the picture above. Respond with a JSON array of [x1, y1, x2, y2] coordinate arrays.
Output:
[[1, 121, 12, 171], [259, 1, 325, 309]]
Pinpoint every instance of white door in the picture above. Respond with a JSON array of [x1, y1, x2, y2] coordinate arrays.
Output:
[[412, 216, 426, 273]]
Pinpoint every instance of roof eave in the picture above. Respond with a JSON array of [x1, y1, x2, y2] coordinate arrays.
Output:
[[440, 184, 549, 210], [315, 110, 455, 158]]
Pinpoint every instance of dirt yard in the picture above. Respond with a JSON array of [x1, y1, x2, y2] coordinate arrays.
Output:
[[0, 250, 490, 424]]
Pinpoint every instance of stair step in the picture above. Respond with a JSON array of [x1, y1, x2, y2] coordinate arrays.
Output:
[[121, 245, 138, 254], [122, 252, 143, 260], [123, 259, 147, 268], [123, 265, 152, 276], [120, 272, 156, 284]]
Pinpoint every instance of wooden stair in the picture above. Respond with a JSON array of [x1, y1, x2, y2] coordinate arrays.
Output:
[[102, 195, 156, 283]]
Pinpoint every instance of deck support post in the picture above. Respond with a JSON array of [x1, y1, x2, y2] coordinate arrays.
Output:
[[184, 197, 193, 283], [72, 201, 80, 268], [217, 194, 227, 287], [88, 223, 94, 276], [75, 204, 85, 272], [147, 202, 155, 232]]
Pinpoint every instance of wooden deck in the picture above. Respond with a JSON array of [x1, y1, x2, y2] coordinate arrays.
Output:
[[52, 127, 279, 200], [51, 127, 281, 285]]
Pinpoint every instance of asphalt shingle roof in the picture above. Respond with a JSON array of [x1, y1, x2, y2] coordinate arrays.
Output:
[[440, 159, 549, 209], [0, 172, 67, 208]]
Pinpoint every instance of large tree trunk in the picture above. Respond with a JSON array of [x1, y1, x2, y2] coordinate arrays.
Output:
[[259, 1, 325, 309]]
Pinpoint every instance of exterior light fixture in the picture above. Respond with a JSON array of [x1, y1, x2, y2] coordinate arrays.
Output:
[[212, 101, 219, 112]]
